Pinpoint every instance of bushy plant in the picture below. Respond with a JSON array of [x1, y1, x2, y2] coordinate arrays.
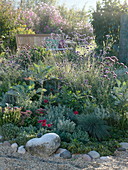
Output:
[[1, 123, 20, 140], [0, 57, 22, 96], [71, 129, 89, 144], [5, 82, 37, 108], [111, 79, 128, 129], [78, 114, 110, 140], [91, 0, 128, 56], [0, 106, 21, 126], [38, 105, 78, 141], [0, 1, 17, 50], [5, 125, 37, 145], [19, 2, 66, 34]]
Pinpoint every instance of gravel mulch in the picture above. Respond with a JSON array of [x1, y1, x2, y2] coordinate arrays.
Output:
[[0, 145, 128, 170]]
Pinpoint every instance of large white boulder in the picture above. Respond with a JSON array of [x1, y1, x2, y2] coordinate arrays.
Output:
[[26, 133, 61, 156], [119, 142, 128, 150]]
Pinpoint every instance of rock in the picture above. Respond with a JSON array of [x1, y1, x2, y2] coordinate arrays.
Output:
[[72, 154, 82, 159], [88, 151, 100, 159], [82, 154, 92, 161], [3, 141, 11, 146], [0, 135, 3, 140], [117, 147, 126, 151], [55, 148, 67, 154], [37, 133, 42, 138], [26, 133, 61, 156], [100, 156, 110, 160], [18, 146, 26, 154], [53, 148, 72, 159], [119, 142, 128, 150], [60, 150, 72, 159], [11, 143, 18, 152], [53, 153, 61, 158]]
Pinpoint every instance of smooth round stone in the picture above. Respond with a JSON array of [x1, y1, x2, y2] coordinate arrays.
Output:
[[3, 141, 11, 146], [11, 143, 18, 152], [18, 146, 26, 154], [37, 133, 42, 138], [82, 154, 92, 161], [119, 142, 128, 150], [88, 151, 100, 159], [60, 150, 72, 159], [117, 147, 126, 151], [100, 156, 110, 160]]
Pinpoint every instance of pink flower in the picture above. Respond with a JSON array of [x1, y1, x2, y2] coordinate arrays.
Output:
[[36, 108, 46, 114], [42, 119, 47, 123], [44, 99, 49, 103], [26, 110, 32, 114], [73, 111, 79, 115], [38, 120, 43, 123], [47, 124, 52, 127], [42, 123, 47, 126]]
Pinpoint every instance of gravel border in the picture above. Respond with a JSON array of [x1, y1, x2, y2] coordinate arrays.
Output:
[[0, 145, 128, 170]]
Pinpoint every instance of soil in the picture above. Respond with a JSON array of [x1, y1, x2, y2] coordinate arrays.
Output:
[[0, 145, 128, 170]]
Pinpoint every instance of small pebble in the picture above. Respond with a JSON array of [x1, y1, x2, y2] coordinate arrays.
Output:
[[117, 147, 126, 151], [3, 141, 11, 146]]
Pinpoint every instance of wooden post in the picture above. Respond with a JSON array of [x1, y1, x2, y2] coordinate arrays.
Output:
[[119, 14, 128, 65]]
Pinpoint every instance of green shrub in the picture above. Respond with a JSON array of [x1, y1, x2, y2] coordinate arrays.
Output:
[[71, 129, 89, 144], [78, 114, 110, 140], [13, 125, 37, 145], [0, 107, 21, 126], [38, 105, 77, 141], [1, 123, 20, 141], [111, 79, 128, 129], [91, 0, 128, 56]]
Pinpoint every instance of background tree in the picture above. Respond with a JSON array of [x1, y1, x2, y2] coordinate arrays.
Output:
[[91, 0, 128, 56]]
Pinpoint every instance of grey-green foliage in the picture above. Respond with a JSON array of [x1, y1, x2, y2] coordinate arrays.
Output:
[[40, 105, 76, 133], [71, 129, 89, 143], [1, 123, 20, 141], [1, 123, 38, 145], [115, 68, 128, 82], [6, 82, 36, 108], [78, 114, 110, 141], [93, 105, 112, 120], [0, 92, 16, 106], [19, 125, 37, 136], [57, 119, 75, 133]]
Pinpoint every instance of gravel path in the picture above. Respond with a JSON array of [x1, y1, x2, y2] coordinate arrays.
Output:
[[0, 145, 128, 170]]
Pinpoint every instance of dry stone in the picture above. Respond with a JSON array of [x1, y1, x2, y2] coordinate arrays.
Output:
[[26, 133, 61, 156]]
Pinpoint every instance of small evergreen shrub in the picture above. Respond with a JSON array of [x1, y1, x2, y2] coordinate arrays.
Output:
[[78, 114, 110, 140], [1, 123, 20, 141], [71, 129, 89, 143]]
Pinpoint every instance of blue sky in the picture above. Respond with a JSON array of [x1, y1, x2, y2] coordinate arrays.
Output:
[[58, 0, 98, 10], [15, 0, 126, 10], [58, 0, 127, 10]]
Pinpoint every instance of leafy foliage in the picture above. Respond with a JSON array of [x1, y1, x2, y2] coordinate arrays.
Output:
[[1, 123, 20, 141], [0, 106, 21, 126]]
